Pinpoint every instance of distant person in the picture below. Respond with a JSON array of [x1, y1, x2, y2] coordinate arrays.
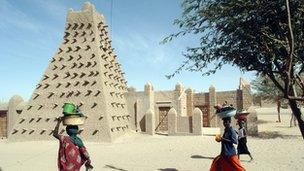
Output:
[[237, 121, 253, 161], [53, 117, 93, 171], [210, 117, 246, 171]]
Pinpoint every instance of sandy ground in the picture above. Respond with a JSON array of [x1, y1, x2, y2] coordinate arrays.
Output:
[[0, 107, 303, 171]]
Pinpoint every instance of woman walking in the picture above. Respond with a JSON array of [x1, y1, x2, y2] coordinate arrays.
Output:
[[210, 117, 246, 171], [237, 121, 253, 161], [53, 117, 93, 171]]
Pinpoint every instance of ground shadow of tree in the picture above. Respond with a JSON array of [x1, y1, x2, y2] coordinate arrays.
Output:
[[257, 119, 271, 124], [104, 164, 127, 171], [254, 131, 301, 139]]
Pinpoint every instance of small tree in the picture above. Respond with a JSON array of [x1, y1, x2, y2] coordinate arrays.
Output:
[[162, 0, 304, 138], [252, 75, 303, 124], [252, 76, 285, 122]]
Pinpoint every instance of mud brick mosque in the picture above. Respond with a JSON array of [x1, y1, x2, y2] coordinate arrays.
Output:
[[0, 2, 258, 142]]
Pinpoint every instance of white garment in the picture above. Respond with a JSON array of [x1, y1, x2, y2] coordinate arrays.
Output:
[[238, 128, 245, 139]]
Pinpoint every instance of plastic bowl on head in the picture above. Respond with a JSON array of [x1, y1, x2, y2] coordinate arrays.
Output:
[[217, 109, 237, 119], [235, 110, 250, 120], [63, 103, 76, 115], [235, 114, 248, 121], [63, 116, 87, 126]]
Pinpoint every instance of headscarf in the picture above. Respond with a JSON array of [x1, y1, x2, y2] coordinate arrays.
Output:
[[66, 125, 84, 147]]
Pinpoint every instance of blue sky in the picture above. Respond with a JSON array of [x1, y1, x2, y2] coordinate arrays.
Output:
[[0, 0, 255, 102]]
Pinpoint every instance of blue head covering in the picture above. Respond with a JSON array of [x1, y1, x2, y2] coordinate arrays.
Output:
[[66, 125, 84, 147]]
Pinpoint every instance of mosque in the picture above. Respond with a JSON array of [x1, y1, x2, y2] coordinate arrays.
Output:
[[0, 2, 257, 142]]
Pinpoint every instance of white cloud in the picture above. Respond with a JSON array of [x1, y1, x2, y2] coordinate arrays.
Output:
[[0, 0, 42, 32]]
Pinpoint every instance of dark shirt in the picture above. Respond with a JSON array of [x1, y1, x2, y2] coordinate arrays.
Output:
[[221, 126, 238, 157]]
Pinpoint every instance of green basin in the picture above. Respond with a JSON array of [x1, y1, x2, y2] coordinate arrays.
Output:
[[63, 103, 75, 115]]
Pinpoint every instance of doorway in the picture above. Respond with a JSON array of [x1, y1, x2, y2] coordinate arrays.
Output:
[[156, 107, 171, 132]]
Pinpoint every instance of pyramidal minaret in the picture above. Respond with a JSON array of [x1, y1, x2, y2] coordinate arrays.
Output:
[[9, 2, 130, 142]]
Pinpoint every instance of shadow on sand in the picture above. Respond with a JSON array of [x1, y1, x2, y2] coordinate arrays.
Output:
[[104, 164, 128, 171], [255, 131, 301, 139], [257, 119, 271, 124], [240, 159, 253, 163], [191, 155, 214, 160], [155, 132, 169, 136], [158, 168, 178, 171], [275, 125, 293, 128]]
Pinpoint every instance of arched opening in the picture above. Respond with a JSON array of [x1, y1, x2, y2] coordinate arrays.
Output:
[[0, 110, 7, 137]]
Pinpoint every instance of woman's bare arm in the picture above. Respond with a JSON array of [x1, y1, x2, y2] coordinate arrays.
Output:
[[53, 117, 62, 139]]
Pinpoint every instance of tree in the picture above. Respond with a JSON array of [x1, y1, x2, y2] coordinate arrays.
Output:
[[252, 76, 285, 122], [162, 0, 304, 138], [252, 75, 303, 125]]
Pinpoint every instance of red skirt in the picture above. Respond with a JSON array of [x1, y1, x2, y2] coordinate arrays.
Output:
[[210, 155, 246, 171]]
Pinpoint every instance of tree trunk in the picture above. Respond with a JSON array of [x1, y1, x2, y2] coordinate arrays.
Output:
[[290, 114, 295, 127], [288, 99, 304, 139], [277, 99, 281, 122], [290, 113, 297, 127], [277, 109, 281, 123]]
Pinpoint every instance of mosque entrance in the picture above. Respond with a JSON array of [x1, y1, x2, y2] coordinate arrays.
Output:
[[156, 107, 170, 132]]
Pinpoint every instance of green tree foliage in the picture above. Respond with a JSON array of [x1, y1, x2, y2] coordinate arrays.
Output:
[[252, 75, 302, 103], [252, 76, 283, 102], [163, 0, 304, 138], [252, 76, 286, 122]]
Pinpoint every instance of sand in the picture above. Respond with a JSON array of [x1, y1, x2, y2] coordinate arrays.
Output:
[[0, 107, 303, 171]]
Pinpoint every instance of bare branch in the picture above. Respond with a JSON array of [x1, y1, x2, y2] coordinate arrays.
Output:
[[266, 72, 285, 93], [287, 96, 304, 101], [296, 74, 304, 87], [285, 0, 295, 96], [296, 74, 304, 96]]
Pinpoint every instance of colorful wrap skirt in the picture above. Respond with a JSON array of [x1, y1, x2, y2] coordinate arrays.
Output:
[[210, 155, 246, 171]]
